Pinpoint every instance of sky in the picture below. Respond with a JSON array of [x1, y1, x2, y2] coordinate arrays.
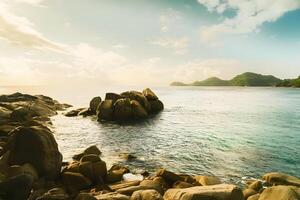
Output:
[[0, 0, 300, 86]]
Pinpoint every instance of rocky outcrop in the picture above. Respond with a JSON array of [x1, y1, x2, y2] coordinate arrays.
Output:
[[97, 88, 163, 121]]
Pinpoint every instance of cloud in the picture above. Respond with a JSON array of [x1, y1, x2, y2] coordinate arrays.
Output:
[[14, 0, 45, 6], [172, 59, 241, 82], [159, 8, 181, 33], [0, 2, 64, 51], [198, 0, 300, 43], [151, 36, 189, 55]]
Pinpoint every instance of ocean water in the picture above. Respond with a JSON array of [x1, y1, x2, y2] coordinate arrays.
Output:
[[1, 86, 300, 184]]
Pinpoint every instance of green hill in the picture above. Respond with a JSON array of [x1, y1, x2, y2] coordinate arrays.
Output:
[[170, 72, 285, 87], [192, 77, 230, 86], [276, 76, 300, 88], [229, 72, 282, 86]]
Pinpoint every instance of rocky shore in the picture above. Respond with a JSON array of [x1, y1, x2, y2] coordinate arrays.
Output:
[[0, 92, 299, 200]]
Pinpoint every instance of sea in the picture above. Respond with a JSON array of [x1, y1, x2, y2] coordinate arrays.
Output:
[[1, 85, 299, 184]]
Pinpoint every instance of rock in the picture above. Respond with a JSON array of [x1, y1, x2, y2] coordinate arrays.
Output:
[[243, 188, 258, 199], [7, 163, 39, 181], [116, 185, 163, 196], [248, 180, 263, 191], [92, 160, 107, 180], [163, 184, 244, 200], [107, 165, 130, 183], [114, 98, 133, 121], [142, 88, 158, 101], [105, 93, 122, 104], [5, 125, 62, 179], [80, 154, 101, 163], [62, 172, 92, 191], [153, 177, 170, 192], [248, 194, 260, 200], [120, 91, 151, 112], [173, 181, 194, 189], [148, 100, 164, 114], [36, 188, 69, 200], [131, 100, 148, 119], [89, 97, 102, 114], [97, 100, 114, 121], [94, 192, 130, 200], [110, 181, 141, 191], [10, 107, 35, 122], [258, 186, 299, 200], [65, 108, 84, 117], [130, 189, 163, 200], [0, 174, 34, 200], [119, 153, 137, 160], [76, 193, 97, 200], [139, 180, 163, 194], [0, 106, 11, 119], [156, 169, 181, 184], [73, 145, 101, 161], [79, 161, 94, 181], [194, 175, 221, 186], [84, 145, 102, 155], [263, 172, 300, 187], [78, 108, 93, 117]]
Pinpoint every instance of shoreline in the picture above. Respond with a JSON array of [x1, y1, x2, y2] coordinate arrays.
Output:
[[0, 92, 299, 200]]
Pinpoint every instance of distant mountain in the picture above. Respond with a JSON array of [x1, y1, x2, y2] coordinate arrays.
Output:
[[170, 82, 188, 86], [230, 72, 281, 86], [170, 72, 285, 87], [192, 77, 230, 86], [276, 76, 300, 88]]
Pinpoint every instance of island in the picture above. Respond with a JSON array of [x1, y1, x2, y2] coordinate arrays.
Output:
[[171, 72, 300, 88]]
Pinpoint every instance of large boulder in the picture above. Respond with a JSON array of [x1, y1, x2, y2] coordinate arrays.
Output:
[[130, 189, 163, 200], [263, 172, 300, 187], [194, 175, 221, 186], [148, 100, 164, 114], [10, 107, 35, 122], [142, 88, 158, 101], [105, 93, 122, 104], [156, 169, 181, 184], [0, 174, 34, 200], [97, 100, 114, 121], [114, 98, 133, 121], [120, 91, 151, 112], [163, 184, 244, 200], [89, 97, 102, 114], [258, 186, 300, 200], [4, 125, 62, 179], [62, 172, 92, 192]]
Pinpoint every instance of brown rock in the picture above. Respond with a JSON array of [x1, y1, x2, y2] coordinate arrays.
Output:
[[97, 100, 114, 121], [62, 172, 92, 191], [130, 189, 163, 200], [90, 97, 102, 114], [263, 172, 300, 187], [173, 181, 194, 189], [194, 175, 221, 186], [156, 169, 181, 184], [258, 185, 299, 200], [142, 88, 158, 101], [163, 184, 244, 200], [5, 125, 62, 179], [243, 188, 258, 199]]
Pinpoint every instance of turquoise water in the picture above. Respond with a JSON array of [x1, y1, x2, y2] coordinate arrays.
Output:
[[1, 86, 300, 184]]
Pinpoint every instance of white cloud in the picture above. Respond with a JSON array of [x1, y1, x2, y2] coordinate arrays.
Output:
[[151, 36, 189, 55], [112, 44, 128, 49], [198, 0, 300, 43], [0, 2, 63, 51]]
